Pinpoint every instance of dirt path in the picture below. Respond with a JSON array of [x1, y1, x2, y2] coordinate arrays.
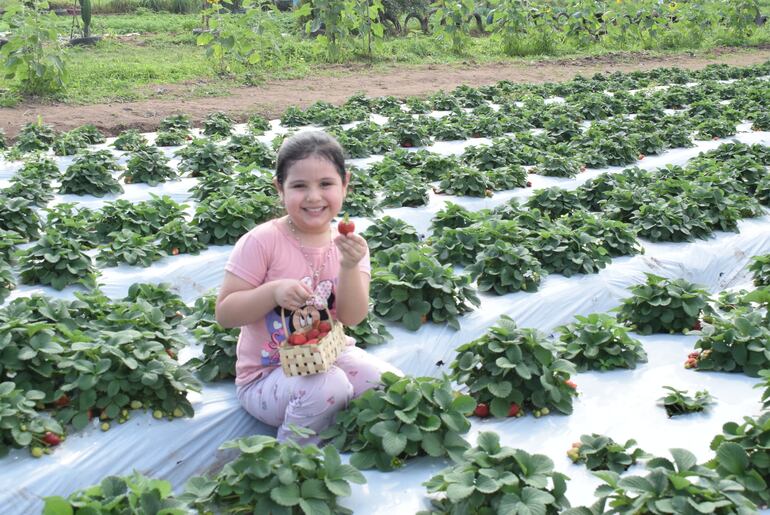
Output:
[[2, 46, 770, 140]]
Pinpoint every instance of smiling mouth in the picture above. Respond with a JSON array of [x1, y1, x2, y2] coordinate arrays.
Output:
[[303, 207, 326, 213]]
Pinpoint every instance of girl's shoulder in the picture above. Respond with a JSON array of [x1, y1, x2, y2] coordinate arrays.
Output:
[[243, 217, 288, 242]]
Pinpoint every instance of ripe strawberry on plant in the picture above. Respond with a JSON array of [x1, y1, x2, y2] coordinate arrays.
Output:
[[474, 403, 490, 418], [507, 403, 520, 417], [338, 213, 355, 235], [42, 432, 62, 446]]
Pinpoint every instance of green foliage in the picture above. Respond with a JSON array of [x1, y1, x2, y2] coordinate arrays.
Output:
[[615, 274, 710, 335], [94, 195, 186, 240], [380, 172, 430, 207], [96, 229, 166, 268], [529, 224, 611, 277], [0, 196, 40, 242], [157, 219, 207, 256], [123, 146, 177, 186], [193, 193, 280, 245], [466, 240, 543, 294], [321, 372, 474, 471], [52, 130, 89, 156], [693, 308, 770, 377], [534, 154, 581, 178], [708, 411, 770, 507], [226, 134, 276, 168], [0, 382, 64, 458], [154, 129, 188, 147], [43, 472, 187, 515], [59, 150, 123, 197], [430, 202, 480, 236], [183, 434, 365, 513], [18, 229, 98, 290], [450, 316, 578, 417], [345, 309, 392, 348], [567, 434, 649, 475], [525, 188, 581, 219], [202, 111, 233, 138], [361, 215, 420, 252], [371, 247, 479, 331], [430, 0, 476, 55], [112, 129, 149, 151], [420, 431, 571, 515], [0, 1, 66, 95], [748, 254, 770, 286], [658, 386, 715, 417], [437, 166, 494, 197], [176, 139, 235, 177], [557, 313, 647, 372], [183, 293, 239, 381]]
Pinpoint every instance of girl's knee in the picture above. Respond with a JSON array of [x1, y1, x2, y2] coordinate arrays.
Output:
[[289, 368, 353, 413]]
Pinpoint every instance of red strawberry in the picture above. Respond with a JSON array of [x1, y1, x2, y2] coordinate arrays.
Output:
[[692, 320, 702, 331], [526, 181, 532, 187], [564, 380, 577, 390], [318, 331, 329, 339], [474, 403, 490, 418], [165, 348, 176, 359], [42, 432, 61, 446], [318, 321, 332, 332], [338, 213, 355, 235], [638, 154, 645, 160], [289, 333, 307, 345], [171, 247, 180, 256], [306, 338, 319, 345], [507, 403, 520, 417], [402, 141, 413, 148], [307, 329, 320, 339], [54, 394, 70, 408]]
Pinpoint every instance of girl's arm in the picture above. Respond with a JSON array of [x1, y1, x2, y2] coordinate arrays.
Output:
[[334, 233, 371, 326], [216, 272, 312, 328]]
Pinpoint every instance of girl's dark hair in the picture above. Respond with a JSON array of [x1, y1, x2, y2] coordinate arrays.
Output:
[[275, 131, 346, 186]]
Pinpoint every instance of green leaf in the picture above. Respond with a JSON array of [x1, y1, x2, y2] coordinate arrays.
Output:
[[382, 431, 407, 456], [715, 441, 749, 475], [324, 478, 351, 497], [670, 448, 696, 472], [450, 394, 476, 414], [42, 496, 73, 515], [299, 498, 332, 515], [270, 484, 301, 507]]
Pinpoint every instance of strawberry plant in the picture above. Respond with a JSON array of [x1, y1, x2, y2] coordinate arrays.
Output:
[[226, 134, 276, 168], [193, 193, 280, 245], [361, 215, 420, 252], [466, 241, 543, 294], [692, 309, 770, 377], [42, 203, 97, 249], [13, 121, 55, 153], [380, 172, 430, 208], [52, 130, 89, 156], [159, 114, 192, 132], [280, 105, 310, 126], [97, 229, 166, 268], [55, 329, 201, 429], [157, 219, 207, 256], [183, 293, 239, 382], [343, 191, 380, 217], [615, 274, 710, 335], [44, 472, 188, 513], [176, 139, 235, 177], [0, 262, 13, 303], [18, 154, 61, 182], [566, 433, 649, 474], [124, 282, 189, 327], [95, 196, 185, 239], [414, 153, 463, 182], [247, 113, 270, 134], [155, 129, 188, 147], [437, 167, 495, 197], [557, 313, 647, 372], [748, 254, 770, 286], [429, 202, 480, 236], [345, 308, 392, 348], [561, 211, 642, 257], [451, 316, 578, 418], [570, 449, 757, 514], [0, 229, 23, 263], [420, 431, 570, 515], [430, 220, 530, 267], [371, 248, 479, 330], [18, 230, 98, 290], [0, 382, 64, 458], [202, 111, 234, 138], [122, 147, 177, 186], [321, 372, 474, 471], [461, 138, 523, 170], [659, 386, 715, 417], [487, 165, 528, 191], [4, 173, 54, 206], [534, 153, 581, 178], [387, 113, 430, 147], [694, 119, 736, 140], [182, 434, 365, 514], [59, 150, 123, 197], [0, 196, 40, 241], [70, 124, 105, 145], [708, 412, 770, 506], [751, 112, 770, 131], [529, 224, 611, 277], [112, 129, 149, 151], [525, 188, 582, 219]]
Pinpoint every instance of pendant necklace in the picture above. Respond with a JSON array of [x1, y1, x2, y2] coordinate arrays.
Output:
[[287, 217, 334, 289]]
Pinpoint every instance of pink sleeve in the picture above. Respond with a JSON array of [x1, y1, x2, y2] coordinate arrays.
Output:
[[225, 231, 269, 286]]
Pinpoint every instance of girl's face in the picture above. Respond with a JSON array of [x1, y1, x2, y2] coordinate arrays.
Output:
[[277, 155, 348, 235]]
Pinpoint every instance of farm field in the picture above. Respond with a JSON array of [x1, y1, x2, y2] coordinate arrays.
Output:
[[2, 54, 770, 515]]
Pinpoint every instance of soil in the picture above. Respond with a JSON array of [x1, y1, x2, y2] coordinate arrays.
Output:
[[2, 45, 770, 140]]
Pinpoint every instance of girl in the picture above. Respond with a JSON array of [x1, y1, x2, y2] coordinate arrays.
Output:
[[215, 130, 400, 445]]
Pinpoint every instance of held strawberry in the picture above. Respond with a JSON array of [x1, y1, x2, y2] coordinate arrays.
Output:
[[337, 213, 355, 235]]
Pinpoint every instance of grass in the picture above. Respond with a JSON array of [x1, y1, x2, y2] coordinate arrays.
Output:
[[2, 11, 770, 106]]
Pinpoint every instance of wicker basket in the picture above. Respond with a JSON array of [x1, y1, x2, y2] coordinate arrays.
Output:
[[278, 308, 346, 377]]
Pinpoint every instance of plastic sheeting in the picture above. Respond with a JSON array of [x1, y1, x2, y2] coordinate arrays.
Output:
[[2, 120, 770, 514]]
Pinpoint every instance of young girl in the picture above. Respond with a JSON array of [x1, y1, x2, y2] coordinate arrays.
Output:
[[215, 130, 400, 445]]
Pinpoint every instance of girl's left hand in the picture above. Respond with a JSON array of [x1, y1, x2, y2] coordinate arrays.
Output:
[[335, 232, 368, 269]]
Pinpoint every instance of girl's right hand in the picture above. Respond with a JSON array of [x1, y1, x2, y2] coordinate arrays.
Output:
[[273, 279, 313, 311]]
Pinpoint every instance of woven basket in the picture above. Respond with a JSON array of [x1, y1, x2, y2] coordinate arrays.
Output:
[[278, 308, 346, 377]]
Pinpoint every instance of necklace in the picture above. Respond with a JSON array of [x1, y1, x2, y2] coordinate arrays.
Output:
[[287, 217, 334, 289]]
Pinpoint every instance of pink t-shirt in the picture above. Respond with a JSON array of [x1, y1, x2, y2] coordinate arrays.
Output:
[[225, 217, 371, 386]]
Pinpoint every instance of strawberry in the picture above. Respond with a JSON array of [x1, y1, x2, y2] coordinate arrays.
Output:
[[42, 432, 62, 446], [307, 329, 320, 339], [171, 247, 180, 256], [318, 331, 329, 339], [124, 176, 132, 184], [526, 181, 532, 187], [54, 394, 70, 408], [692, 320, 702, 331], [564, 379, 577, 390], [31, 447, 44, 458], [165, 348, 176, 359], [484, 189, 493, 197], [638, 154, 645, 160], [338, 213, 355, 235], [507, 403, 520, 417], [289, 333, 307, 345], [402, 141, 413, 148], [474, 403, 490, 418], [306, 338, 319, 345], [318, 321, 332, 332]]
